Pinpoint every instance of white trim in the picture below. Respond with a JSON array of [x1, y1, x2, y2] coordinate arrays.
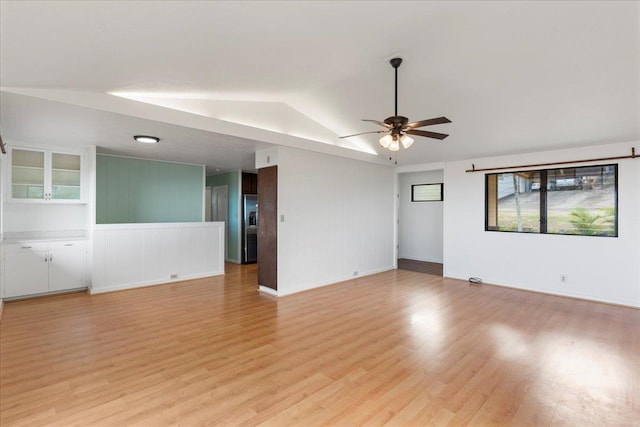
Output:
[[275, 266, 395, 297], [93, 222, 224, 230], [89, 272, 224, 295], [95, 152, 203, 168], [258, 285, 278, 297], [445, 274, 640, 309]]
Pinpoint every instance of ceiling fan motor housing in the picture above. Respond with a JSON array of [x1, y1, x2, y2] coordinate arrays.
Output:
[[384, 116, 409, 135]]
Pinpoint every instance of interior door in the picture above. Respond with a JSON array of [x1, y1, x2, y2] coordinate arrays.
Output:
[[205, 186, 212, 221], [213, 185, 228, 222]]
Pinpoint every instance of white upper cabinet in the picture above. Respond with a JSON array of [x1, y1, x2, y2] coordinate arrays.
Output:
[[8, 147, 84, 203]]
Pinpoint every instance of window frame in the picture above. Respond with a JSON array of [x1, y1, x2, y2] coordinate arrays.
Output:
[[484, 163, 618, 237], [411, 183, 444, 202]]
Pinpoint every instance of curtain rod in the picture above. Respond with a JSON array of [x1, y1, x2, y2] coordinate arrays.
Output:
[[465, 147, 636, 173]]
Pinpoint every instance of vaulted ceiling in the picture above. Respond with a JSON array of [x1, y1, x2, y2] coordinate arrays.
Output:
[[1, 1, 638, 173]]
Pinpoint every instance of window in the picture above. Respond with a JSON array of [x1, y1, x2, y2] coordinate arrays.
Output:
[[412, 183, 443, 202], [485, 164, 617, 237]]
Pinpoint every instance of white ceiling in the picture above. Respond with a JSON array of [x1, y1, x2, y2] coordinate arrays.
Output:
[[1, 1, 638, 173]]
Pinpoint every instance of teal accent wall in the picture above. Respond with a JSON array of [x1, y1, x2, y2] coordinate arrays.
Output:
[[206, 170, 240, 262], [97, 155, 203, 224]]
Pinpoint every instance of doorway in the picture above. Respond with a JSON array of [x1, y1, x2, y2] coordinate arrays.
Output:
[[397, 170, 444, 276], [212, 185, 228, 259]]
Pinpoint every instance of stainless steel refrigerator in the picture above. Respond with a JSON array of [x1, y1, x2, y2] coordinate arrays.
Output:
[[242, 194, 258, 263]]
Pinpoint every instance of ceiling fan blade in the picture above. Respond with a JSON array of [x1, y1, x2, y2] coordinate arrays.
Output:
[[339, 130, 388, 139], [406, 129, 449, 140], [362, 119, 392, 128], [405, 116, 451, 129]]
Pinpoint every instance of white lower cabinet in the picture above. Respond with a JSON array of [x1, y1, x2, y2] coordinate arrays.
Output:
[[2, 240, 88, 298]]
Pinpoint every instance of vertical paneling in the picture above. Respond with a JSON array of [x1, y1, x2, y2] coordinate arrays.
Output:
[[175, 163, 203, 222], [92, 223, 225, 293], [258, 166, 277, 290], [96, 155, 203, 224], [95, 155, 107, 224]]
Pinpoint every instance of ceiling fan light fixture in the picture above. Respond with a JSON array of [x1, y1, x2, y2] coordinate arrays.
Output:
[[133, 135, 160, 144], [400, 134, 414, 149], [379, 134, 393, 148], [339, 57, 451, 154]]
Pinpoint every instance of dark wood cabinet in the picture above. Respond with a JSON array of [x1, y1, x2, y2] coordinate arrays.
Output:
[[258, 166, 277, 291], [242, 172, 258, 194]]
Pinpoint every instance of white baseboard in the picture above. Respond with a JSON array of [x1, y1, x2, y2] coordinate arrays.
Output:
[[444, 274, 640, 309], [271, 266, 395, 297], [258, 285, 278, 296], [90, 271, 224, 295]]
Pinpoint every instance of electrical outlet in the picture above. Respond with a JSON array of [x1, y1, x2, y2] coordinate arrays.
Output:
[[353, 271, 358, 276], [170, 273, 178, 279], [560, 274, 567, 283]]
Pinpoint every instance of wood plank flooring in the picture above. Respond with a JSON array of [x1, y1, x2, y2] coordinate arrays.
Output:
[[1, 264, 639, 426], [397, 259, 443, 276]]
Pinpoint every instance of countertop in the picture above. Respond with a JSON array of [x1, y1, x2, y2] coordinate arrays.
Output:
[[1, 230, 89, 244]]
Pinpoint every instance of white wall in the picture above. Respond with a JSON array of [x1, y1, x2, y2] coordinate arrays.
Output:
[[3, 203, 88, 233], [398, 170, 444, 263], [444, 141, 640, 307], [275, 147, 395, 295]]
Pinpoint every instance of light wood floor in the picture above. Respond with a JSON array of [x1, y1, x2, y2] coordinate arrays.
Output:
[[1, 264, 639, 426]]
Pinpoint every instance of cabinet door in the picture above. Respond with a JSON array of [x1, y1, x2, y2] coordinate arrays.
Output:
[[51, 152, 82, 200], [7, 147, 84, 202], [10, 148, 46, 200], [4, 249, 49, 297], [48, 242, 87, 292]]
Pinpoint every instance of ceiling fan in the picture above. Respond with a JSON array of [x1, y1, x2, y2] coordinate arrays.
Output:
[[340, 57, 451, 151]]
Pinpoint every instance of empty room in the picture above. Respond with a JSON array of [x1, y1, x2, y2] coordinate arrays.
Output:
[[0, 1, 639, 425]]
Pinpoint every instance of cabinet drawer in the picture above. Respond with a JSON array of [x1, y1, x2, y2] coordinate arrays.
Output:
[[48, 240, 87, 251], [3, 242, 49, 253]]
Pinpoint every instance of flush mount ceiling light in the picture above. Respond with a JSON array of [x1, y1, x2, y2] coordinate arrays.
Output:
[[340, 57, 451, 152], [133, 135, 160, 144]]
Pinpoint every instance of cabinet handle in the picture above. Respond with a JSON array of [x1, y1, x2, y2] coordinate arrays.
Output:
[[45, 254, 48, 262], [64, 243, 73, 246], [49, 254, 53, 262], [21, 246, 32, 249]]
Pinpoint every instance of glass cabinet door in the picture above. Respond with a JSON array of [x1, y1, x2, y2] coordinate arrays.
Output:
[[51, 153, 81, 200], [11, 149, 45, 199]]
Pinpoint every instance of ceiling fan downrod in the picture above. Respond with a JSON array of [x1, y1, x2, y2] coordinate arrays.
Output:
[[338, 56, 450, 145], [390, 57, 403, 117]]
